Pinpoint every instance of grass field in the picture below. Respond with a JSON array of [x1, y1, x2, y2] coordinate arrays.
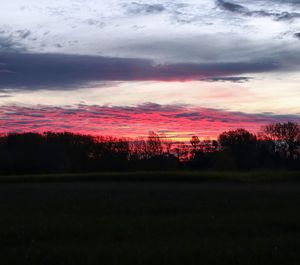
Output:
[[1, 170, 300, 183], [1, 172, 300, 264]]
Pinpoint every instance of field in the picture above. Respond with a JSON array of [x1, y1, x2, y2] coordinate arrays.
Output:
[[1, 172, 300, 264]]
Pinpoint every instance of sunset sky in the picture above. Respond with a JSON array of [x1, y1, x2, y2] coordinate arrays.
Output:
[[1, 0, 300, 140]]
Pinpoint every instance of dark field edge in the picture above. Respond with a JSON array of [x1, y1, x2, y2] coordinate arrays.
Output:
[[0, 171, 300, 183]]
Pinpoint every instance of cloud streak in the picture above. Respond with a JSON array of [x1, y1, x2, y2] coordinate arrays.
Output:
[[206, 76, 252, 83], [124, 2, 165, 15], [0, 53, 279, 90], [1, 103, 299, 140], [216, 0, 300, 21], [217, 0, 247, 13]]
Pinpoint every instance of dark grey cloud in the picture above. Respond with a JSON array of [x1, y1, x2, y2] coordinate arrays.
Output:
[[0, 53, 280, 90], [272, 0, 300, 4], [206, 76, 252, 83], [294, 32, 300, 39], [125, 2, 165, 15], [0, 35, 25, 53], [273, 12, 300, 21], [216, 0, 300, 21], [216, 0, 248, 13], [175, 112, 204, 120], [15, 29, 31, 39]]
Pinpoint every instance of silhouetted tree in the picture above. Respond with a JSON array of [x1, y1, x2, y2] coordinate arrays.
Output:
[[0, 123, 299, 174], [146, 131, 163, 157], [218, 128, 258, 170], [160, 134, 173, 157], [261, 122, 300, 160], [190, 136, 201, 152]]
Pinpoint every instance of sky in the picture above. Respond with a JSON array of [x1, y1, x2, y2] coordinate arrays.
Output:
[[1, 0, 300, 140]]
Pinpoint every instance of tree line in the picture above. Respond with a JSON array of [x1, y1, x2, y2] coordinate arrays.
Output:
[[0, 122, 299, 174]]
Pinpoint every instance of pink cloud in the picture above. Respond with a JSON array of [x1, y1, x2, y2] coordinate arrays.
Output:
[[1, 103, 299, 140]]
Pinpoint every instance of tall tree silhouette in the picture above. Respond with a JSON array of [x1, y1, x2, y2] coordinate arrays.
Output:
[[146, 131, 163, 157], [0, 123, 299, 174], [261, 122, 300, 159], [218, 128, 258, 170]]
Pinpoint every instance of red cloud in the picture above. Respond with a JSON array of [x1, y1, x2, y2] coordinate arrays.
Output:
[[1, 103, 299, 140]]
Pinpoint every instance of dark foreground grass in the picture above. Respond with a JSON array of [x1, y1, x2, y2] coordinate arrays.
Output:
[[1, 179, 300, 264], [1, 170, 300, 183]]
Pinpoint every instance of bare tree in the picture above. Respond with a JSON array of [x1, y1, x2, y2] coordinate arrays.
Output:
[[190, 136, 201, 152], [159, 133, 173, 156], [147, 131, 163, 157], [261, 122, 300, 159]]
